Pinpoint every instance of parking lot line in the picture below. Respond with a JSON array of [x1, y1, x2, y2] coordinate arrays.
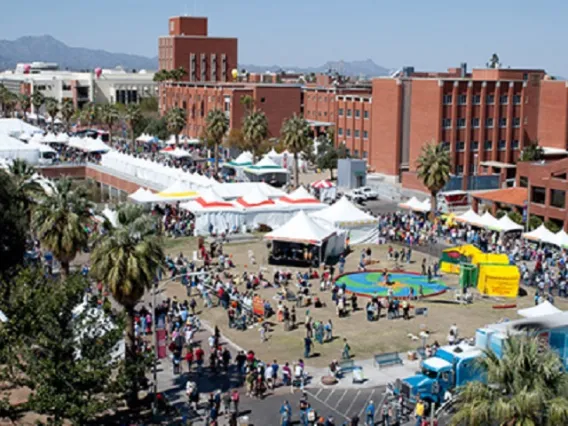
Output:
[[358, 389, 376, 418], [323, 389, 335, 404], [345, 390, 361, 416]]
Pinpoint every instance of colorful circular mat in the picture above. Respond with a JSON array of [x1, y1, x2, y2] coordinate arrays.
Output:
[[334, 271, 448, 298]]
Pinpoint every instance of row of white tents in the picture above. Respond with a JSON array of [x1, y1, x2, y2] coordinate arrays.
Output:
[[523, 225, 568, 248], [398, 196, 432, 213], [455, 208, 524, 232]]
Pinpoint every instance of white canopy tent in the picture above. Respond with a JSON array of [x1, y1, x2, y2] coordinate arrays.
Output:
[[29, 133, 44, 144], [517, 301, 562, 318], [479, 212, 502, 231], [0, 118, 43, 135], [180, 188, 243, 235], [279, 186, 324, 210], [498, 215, 524, 232], [68, 137, 111, 153], [455, 208, 484, 226], [55, 132, 69, 144], [523, 224, 558, 245], [128, 187, 155, 203], [311, 196, 379, 244], [147, 181, 199, 203], [161, 147, 191, 158], [245, 156, 289, 175], [553, 230, 568, 248], [43, 132, 58, 143], [0, 134, 40, 164], [398, 197, 421, 210]]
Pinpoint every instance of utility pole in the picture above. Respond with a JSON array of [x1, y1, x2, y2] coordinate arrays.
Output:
[[151, 276, 158, 416]]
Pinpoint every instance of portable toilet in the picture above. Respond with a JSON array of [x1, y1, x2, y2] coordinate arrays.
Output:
[[489, 332, 507, 358], [475, 328, 494, 350]]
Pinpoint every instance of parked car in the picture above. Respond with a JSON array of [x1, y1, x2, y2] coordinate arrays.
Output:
[[354, 186, 379, 200], [345, 190, 366, 204]]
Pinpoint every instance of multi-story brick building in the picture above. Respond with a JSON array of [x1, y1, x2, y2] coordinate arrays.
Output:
[[158, 16, 237, 82]]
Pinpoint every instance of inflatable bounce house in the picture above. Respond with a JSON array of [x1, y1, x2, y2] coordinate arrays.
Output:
[[440, 245, 520, 298]]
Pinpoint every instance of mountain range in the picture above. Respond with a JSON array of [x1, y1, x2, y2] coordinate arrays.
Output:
[[0, 35, 391, 77]]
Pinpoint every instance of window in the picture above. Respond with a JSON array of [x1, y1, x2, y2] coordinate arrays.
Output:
[[355, 110, 361, 118], [486, 118, 494, 128], [519, 176, 528, 188], [523, 73, 529, 81], [346, 149, 350, 156], [457, 118, 466, 128], [338, 128, 343, 136], [550, 189, 566, 209], [469, 163, 476, 174], [338, 108, 344, 116], [363, 151, 368, 158], [458, 94, 467, 105], [442, 118, 452, 128], [457, 141, 465, 151], [363, 130, 368, 139], [512, 140, 520, 150], [347, 109, 352, 117], [471, 118, 480, 128], [513, 95, 521, 105], [354, 150, 359, 158], [472, 141, 479, 151], [473, 95, 481, 105], [486, 94, 495, 104], [364, 110, 369, 119], [346, 129, 351, 137], [456, 165, 464, 175], [513, 117, 520, 127], [499, 118, 507, 127], [498, 140, 507, 151], [485, 140, 493, 150], [441, 141, 450, 151], [443, 95, 452, 105], [355, 129, 360, 138], [531, 186, 546, 204], [500, 95, 508, 104]]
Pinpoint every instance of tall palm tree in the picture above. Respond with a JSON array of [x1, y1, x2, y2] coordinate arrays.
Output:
[[171, 67, 187, 81], [100, 104, 119, 143], [166, 107, 187, 146], [281, 114, 311, 188], [240, 95, 254, 115], [45, 97, 59, 131], [90, 204, 164, 404], [0, 85, 8, 116], [8, 159, 43, 226], [3, 92, 17, 118], [33, 178, 92, 278], [85, 102, 100, 128], [452, 336, 568, 426], [18, 94, 31, 121], [60, 98, 75, 133], [124, 104, 142, 149], [152, 69, 171, 82], [416, 140, 451, 219], [243, 110, 269, 162], [31, 89, 45, 115], [205, 108, 229, 174]]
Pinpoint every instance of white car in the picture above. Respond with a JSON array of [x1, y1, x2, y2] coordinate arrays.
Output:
[[345, 190, 365, 203], [354, 186, 379, 200]]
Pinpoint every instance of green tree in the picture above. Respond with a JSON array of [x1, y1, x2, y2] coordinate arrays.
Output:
[[0, 170, 27, 279], [152, 69, 170, 82], [240, 94, 254, 115], [2, 91, 17, 118], [90, 204, 164, 405], [124, 104, 142, 148], [45, 97, 59, 131], [18, 94, 30, 121], [452, 336, 568, 426], [204, 108, 229, 174], [508, 211, 523, 225], [520, 141, 545, 162], [529, 214, 543, 231], [100, 104, 119, 143], [60, 98, 75, 133], [31, 89, 45, 115], [316, 136, 339, 179], [8, 159, 43, 226], [144, 116, 168, 140], [243, 110, 269, 162], [0, 84, 9, 116], [281, 114, 312, 188], [170, 66, 187, 81], [166, 107, 187, 145], [544, 220, 561, 233], [139, 96, 158, 114], [82, 102, 100, 128], [0, 269, 125, 425], [33, 178, 92, 278], [416, 140, 451, 219]]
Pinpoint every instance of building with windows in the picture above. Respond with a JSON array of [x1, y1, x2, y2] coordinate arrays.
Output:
[[158, 16, 237, 83]]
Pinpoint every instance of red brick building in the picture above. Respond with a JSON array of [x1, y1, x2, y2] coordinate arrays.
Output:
[[158, 17, 237, 82], [160, 82, 302, 138]]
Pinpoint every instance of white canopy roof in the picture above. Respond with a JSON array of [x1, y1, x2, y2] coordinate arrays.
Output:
[[128, 187, 155, 203], [227, 151, 253, 167], [55, 132, 69, 144], [161, 147, 191, 158], [517, 301, 562, 318], [245, 155, 289, 175], [282, 186, 318, 202], [102, 207, 119, 227], [43, 132, 58, 142], [398, 196, 421, 210], [30, 133, 44, 144], [198, 187, 225, 203], [0, 118, 42, 135], [553, 230, 568, 248], [29, 141, 56, 154], [214, 182, 285, 200], [69, 137, 111, 153], [455, 208, 483, 226], [498, 215, 523, 232], [265, 211, 335, 245], [311, 196, 378, 227], [523, 224, 557, 244], [479, 212, 502, 230], [151, 180, 199, 202], [237, 186, 274, 207]]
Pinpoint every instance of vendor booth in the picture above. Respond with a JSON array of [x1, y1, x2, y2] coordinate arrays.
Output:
[[311, 196, 379, 244], [180, 188, 243, 235], [265, 211, 345, 266], [244, 156, 289, 187], [222, 151, 253, 180], [311, 179, 337, 203], [278, 186, 325, 211], [147, 181, 199, 203]]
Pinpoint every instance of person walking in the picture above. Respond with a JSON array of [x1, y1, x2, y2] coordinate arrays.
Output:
[[342, 338, 351, 360], [304, 336, 313, 358], [365, 400, 375, 426], [414, 397, 425, 426], [280, 400, 292, 426], [231, 389, 240, 415]]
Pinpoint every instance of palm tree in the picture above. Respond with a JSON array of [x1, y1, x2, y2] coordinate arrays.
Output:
[[45, 97, 59, 131], [205, 109, 229, 174], [243, 110, 269, 162], [520, 141, 545, 162], [166, 107, 187, 145], [281, 114, 311, 188], [3, 92, 17, 118], [124, 104, 142, 149], [0, 85, 8, 116], [60, 98, 75, 133], [31, 89, 45, 115], [18, 94, 31, 121], [240, 95, 254, 115], [153, 69, 171, 82], [8, 159, 43, 225], [86, 102, 100, 128], [452, 336, 568, 426], [416, 140, 451, 219], [90, 204, 164, 404], [171, 67, 187, 81], [100, 104, 119, 143], [33, 178, 92, 278]]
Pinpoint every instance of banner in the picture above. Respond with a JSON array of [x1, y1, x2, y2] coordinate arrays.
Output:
[[157, 328, 167, 359], [252, 296, 265, 317]]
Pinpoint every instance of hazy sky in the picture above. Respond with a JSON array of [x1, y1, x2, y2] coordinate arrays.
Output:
[[2, 0, 566, 75]]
